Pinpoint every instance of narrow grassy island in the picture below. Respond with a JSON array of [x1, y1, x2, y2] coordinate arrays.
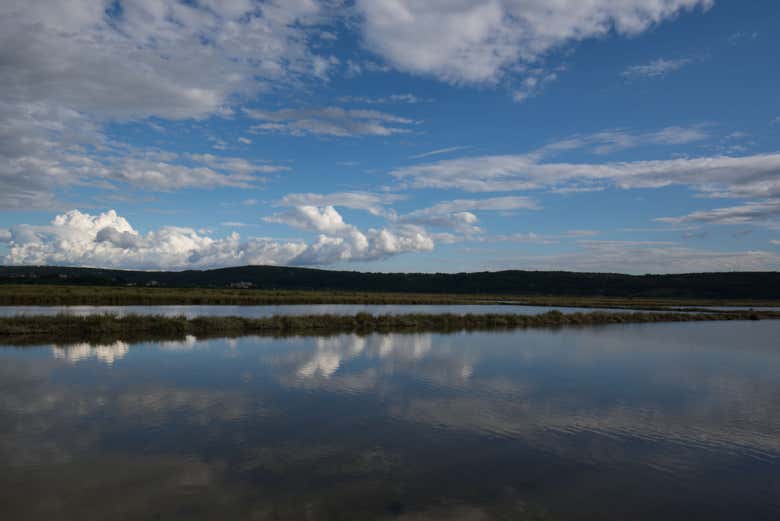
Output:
[[1, 310, 778, 345]]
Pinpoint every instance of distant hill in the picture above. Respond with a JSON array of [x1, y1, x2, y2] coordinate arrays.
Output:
[[0, 265, 778, 299]]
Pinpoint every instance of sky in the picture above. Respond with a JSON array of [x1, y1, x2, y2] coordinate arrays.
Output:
[[1, 0, 779, 274]]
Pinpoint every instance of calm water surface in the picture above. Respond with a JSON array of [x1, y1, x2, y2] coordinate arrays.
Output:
[[0, 304, 644, 317], [1, 321, 779, 520]]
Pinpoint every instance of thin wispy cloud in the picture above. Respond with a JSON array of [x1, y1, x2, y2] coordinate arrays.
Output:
[[400, 196, 540, 235], [513, 71, 559, 103], [245, 107, 415, 137], [656, 201, 780, 226], [338, 94, 432, 104], [409, 146, 472, 160], [621, 58, 694, 79], [540, 125, 710, 156], [728, 31, 759, 45], [391, 152, 780, 199]]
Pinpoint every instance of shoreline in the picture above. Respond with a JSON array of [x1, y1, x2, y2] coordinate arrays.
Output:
[[1, 310, 779, 346]]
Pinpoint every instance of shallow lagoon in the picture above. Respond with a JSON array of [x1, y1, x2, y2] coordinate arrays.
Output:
[[0, 303, 640, 317], [2, 321, 779, 520]]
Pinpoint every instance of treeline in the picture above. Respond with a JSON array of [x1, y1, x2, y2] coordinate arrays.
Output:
[[0, 265, 779, 299]]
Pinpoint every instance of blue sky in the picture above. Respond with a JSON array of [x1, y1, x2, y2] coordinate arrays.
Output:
[[1, 0, 779, 273]]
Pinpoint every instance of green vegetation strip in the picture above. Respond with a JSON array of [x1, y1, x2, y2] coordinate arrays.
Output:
[[1, 284, 779, 308], [1, 310, 778, 345]]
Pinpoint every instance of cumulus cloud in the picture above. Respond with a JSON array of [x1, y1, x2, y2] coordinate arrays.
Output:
[[264, 203, 434, 264], [246, 107, 415, 137], [621, 58, 694, 79], [265, 205, 352, 234], [356, 0, 712, 84], [3, 209, 434, 269], [293, 224, 434, 266], [392, 152, 780, 199]]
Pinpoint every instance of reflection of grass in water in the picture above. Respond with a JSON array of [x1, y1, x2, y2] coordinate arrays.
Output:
[[1, 284, 779, 308], [0, 310, 777, 345]]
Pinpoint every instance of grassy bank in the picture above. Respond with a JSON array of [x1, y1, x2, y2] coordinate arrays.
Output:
[[0, 284, 778, 309], [1, 310, 778, 345]]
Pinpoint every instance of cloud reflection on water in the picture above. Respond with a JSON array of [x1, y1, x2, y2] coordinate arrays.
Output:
[[2, 322, 780, 520]]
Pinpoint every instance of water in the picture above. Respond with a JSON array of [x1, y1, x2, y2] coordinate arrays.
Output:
[[0, 303, 650, 318], [1, 321, 779, 520]]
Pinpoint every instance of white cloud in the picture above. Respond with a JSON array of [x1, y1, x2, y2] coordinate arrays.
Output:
[[771, 240, 780, 246], [112, 156, 261, 191], [292, 224, 434, 266], [480, 232, 557, 245], [246, 107, 415, 137], [408, 196, 539, 215], [728, 31, 759, 46], [277, 192, 401, 216], [513, 71, 558, 103], [0, 0, 329, 121], [494, 241, 780, 274], [356, 0, 712, 84], [621, 58, 694, 79], [0, 1, 332, 208], [264, 203, 435, 263], [265, 205, 352, 234], [541, 126, 710, 155], [0, 102, 106, 209], [338, 94, 431, 104], [400, 196, 540, 235], [238, 137, 252, 145], [0, 100, 287, 206], [2, 209, 434, 269], [656, 200, 780, 226], [392, 152, 780, 199], [477, 229, 599, 244]]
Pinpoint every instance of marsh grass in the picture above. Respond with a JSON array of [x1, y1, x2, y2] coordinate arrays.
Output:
[[1, 310, 777, 346], [1, 284, 778, 309]]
